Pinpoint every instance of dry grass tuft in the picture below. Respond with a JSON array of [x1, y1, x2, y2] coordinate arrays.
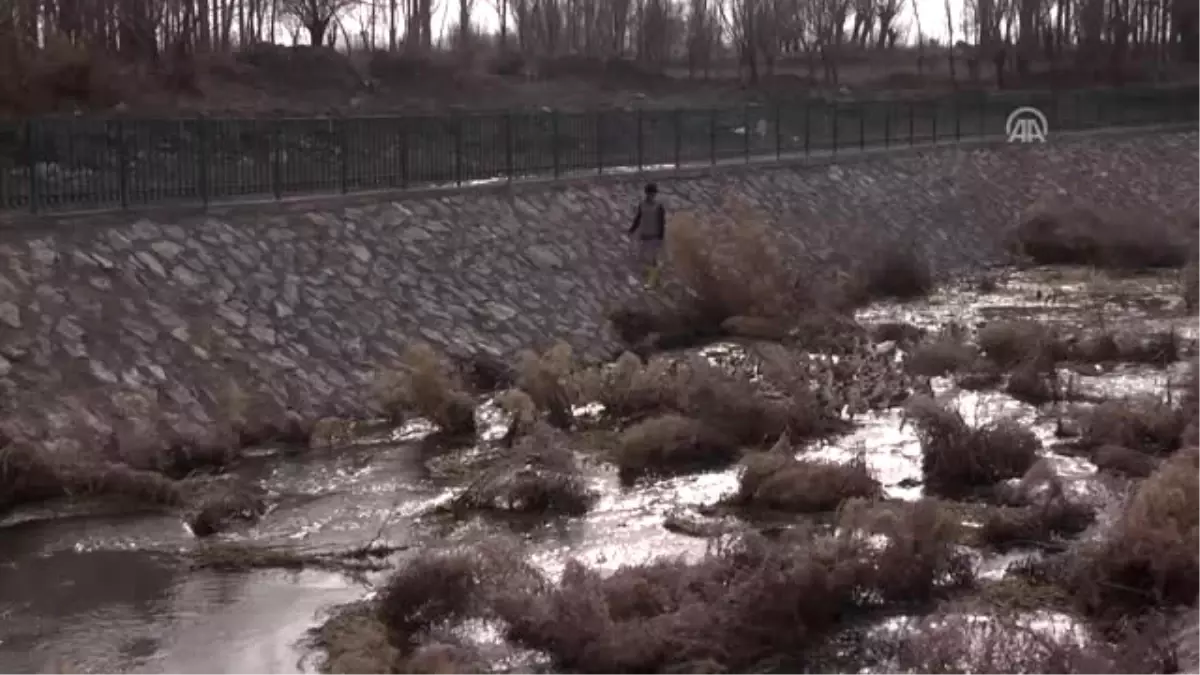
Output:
[[495, 502, 971, 673], [848, 246, 935, 303], [732, 449, 881, 513], [1183, 253, 1199, 313], [977, 320, 1061, 370], [452, 423, 595, 516], [1012, 207, 1192, 269], [906, 396, 1041, 498], [312, 601, 403, 674], [614, 414, 739, 482], [572, 351, 680, 420], [578, 353, 841, 450], [1062, 447, 1199, 617], [906, 334, 981, 377], [666, 206, 809, 327], [879, 609, 1177, 673], [1004, 360, 1061, 405], [840, 498, 976, 603], [1092, 444, 1158, 477], [375, 343, 477, 436], [0, 443, 184, 514], [979, 491, 1096, 553], [1077, 396, 1187, 455], [515, 341, 579, 430]]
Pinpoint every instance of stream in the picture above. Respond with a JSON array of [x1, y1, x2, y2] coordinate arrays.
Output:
[[0, 264, 1193, 674]]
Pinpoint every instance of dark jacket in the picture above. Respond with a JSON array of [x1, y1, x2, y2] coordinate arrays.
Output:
[[628, 198, 667, 241]]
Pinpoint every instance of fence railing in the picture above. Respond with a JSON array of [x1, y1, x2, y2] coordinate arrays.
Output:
[[0, 84, 1195, 214]]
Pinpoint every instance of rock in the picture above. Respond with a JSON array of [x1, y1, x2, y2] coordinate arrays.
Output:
[[0, 302, 21, 329], [526, 245, 563, 269], [151, 241, 184, 260]]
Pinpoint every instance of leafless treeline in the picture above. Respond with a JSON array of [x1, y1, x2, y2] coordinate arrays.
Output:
[[0, 0, 1195, 86]]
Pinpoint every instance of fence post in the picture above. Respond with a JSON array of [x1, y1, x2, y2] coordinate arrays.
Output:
[[709, 108, 716, 166], [931, 102, 938, 143], [115, 119, 129, 209], [399, 119, 410, 188], [551, 110, 560, 179], [803, 100, 811, 157], [907, 102, 914, 145], [595, 111, 603, 175], [979, 93, 987, 138], [832, 102, 839, 156], [883, 103, 891, 148], [858, 102, 866, 151], [271, 121, 282, 200], [774, 100, 782, 160], [954, 97, 961, 142], [197, 118, 210, 207], [505, 112, 515, 182], [673, 108, 682, 169], [453, 114, 463, 187], [743, 104, 750, 163], [339, 117, 350, 194], [636, 108, 644, 172], [26, 120, 38, 214]]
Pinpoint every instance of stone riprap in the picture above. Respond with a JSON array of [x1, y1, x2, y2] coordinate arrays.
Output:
[[0, 130, 1195, 462]]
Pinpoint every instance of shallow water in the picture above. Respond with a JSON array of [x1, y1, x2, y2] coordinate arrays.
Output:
[[0, 265, 1193, 673]]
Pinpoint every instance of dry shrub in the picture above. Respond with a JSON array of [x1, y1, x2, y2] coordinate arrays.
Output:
[[0, 444, 70, 511], [378, 544, 540, 647], [732, 449, 881, 513], [1078, 396, 1187, 454], [312, 601, 402, 674], [873, 321, 927, 346], [979, 499, 1095, 552], [906, 335, 980, 377], [614, 414, 738, 482], [881, 610, 1176, 673], [452, 424, 595, 516], [1183, 253, 1199, 313], [492, 528, 897, 667], [841, 498, 976, 603], [587, 352, 840, 449], [1088, 330, 1181, 367], [186, 481, 266, 537], [848, 246, 935, 303], [1062, 447, 1199, 617], [665, 205, 812, 328], [1004, 360, 1060, 405], [906, 396, 1041, 498], [1012, 207, 1191, 269], [376, 343, 476, 435], [497, 509, 971, 673], [573, 351, 680, 420], [977, 320, 1060, 369], [1092, 444, 1158, 477], [403, 643, 481, 674], [720, 315, 791, 341], [515, 341, 578, 429], [0, 443, 182, 514]]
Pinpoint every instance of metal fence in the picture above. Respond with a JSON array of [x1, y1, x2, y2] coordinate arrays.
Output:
[[0, 84, 1195, 214]]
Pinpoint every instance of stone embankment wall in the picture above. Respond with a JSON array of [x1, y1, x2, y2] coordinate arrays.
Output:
[[0, 130, 1195, 458]]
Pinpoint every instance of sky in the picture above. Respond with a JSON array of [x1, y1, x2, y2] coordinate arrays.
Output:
[[335, 0, 966, 50]]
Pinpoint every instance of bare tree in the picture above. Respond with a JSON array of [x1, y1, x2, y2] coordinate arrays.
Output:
[[279, 0, 356, 45]]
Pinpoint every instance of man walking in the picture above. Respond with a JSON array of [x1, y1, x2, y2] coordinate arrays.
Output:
[[628, 182, 667, 289]]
